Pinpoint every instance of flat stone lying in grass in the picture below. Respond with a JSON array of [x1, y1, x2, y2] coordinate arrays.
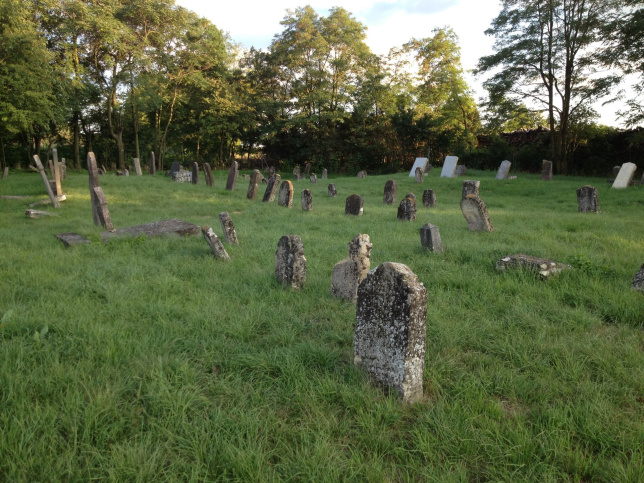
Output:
[[263, 174, 281, 202], [219, 212, 238, 244], [397, 197, 416, 221], [275, 235, 306, 289], [56, 232, 91, 246], [542, 160, 553, 181], [632, 264, 644, 293], [331, 234, 373, 303], [496, 254, 571, 278], [345, 194, 364, 215], [278, 180, 294, 207], [301, 189, 312, 211], [328, 183, 337, 197], [462, 180, 480, 198], [422, 189, 436, 207], [383, 179, 397, 204], [28, 195, 66, 207], [354, 262, 427, 404], [440, 156, 458, 178], [202, 226, 230, 260], [577, 185, 600, 213], [496, 160, 511, 180], [26, 209, 60, 218], [101, 219, 200, 242], [612, 162, 637, 188], [420, 223, 442, 252], [461, 195, 493, 232]]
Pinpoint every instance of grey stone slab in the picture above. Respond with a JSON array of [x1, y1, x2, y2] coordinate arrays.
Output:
[[226, 161, 238, 190], [454, 165, 467, 177], [496, 254, 571, 278], [397, 197, 416, 221], [56, 232, 91, 246], [495, 160, 511, 180], [149, 152, 156, 175], [345, 194, 364, 215], [278, 180, 294, 207], [247, 169, 260, 200], [612, 162, 637, 188], [301, 189, 312, 211], [422, 189, 436, 207], [409, 157, 429, 177], [460, 195, 493, 232], [357, 170, 367, 178], [309, 173, 317, 184], [93, 186, 114, 231], [275, 235, 306, 289], [541, 160, 553, 181], [101, 219, 200, 242], [577, 185, 600, 213], [383, 179, 397, 204], [331, 234, 372, 303], [440, 156, 458, 178], [263, 174, 281, 202], [414, 167, 424, 183], [191, 162, 199, 184], [203, 163, 214, 187], [171, 170, 191, 182], [219, 212, 238, 244], [133, 158, 142, 176], [322, 168, 328, 179], [420, 224, 442, 252], [328, 183, 337, 197]]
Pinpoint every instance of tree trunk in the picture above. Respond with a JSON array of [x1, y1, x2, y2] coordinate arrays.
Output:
[[73, 111, 81, 170]]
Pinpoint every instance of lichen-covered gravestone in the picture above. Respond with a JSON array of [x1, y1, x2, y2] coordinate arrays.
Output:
[[422, 189, 436, 207], [263, 174, 281, 202], [460, 195, 493, 232], [331, 234, 373, 303], [612, 162, 637, 189], [577, 185, 600, 213], [345, 194, 364, 215], [328, 184, 337, 197], [301, 189, 312, 211], [246, 169, 260, 199], [278, 180, 294, 207], [275, 235, 306, 289], [202, 226, 230, 260], [420, 224, 442, 252], [495, 160, 511, 180], [383, 179, 397, 204], [414, 167, 424, 183], [496, 254, 571, 278], [462, 180, 480, 198], [219, 212, 238, 244], [632, 264, 644, 293], [225, 160, 238, 191], [93, 186, 114, 231], [354, 262, 427, 404], [541, 160, 553, 181], [454, 165, 467, 177], [397, 197, 416, 221]]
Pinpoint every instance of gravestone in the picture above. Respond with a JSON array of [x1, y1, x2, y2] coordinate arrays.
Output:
[[133, 158, 142, 176], [149, 152, 156, 175], [293, 166, 301, 177], [219, 212, 238, 244], [101, 219, 200, 242], [495, 160, 511, 180], [247, 169, 260, 200], [304, 162, 312, 176], [225, 160, 238, 191], [60, 159, 66, 179], [414, 167, 424, 183], [93, 186, 114, 231], [345, 194, 364, 215], [301, 189, 313, 211], [331, 234, 373, 303], [397, 197, 416, 221], [55, 232, 91, 247], [322, 168, 328, 179], [496, 254, 571, 278], [169, 162, 181, 177], [32, 155, 60, 208], [171, 170, 191, 182], [454, 165, 467, 177], [203, 163, 214, 187], [612, 162, 637, 188], [632, 264, 644, 293], [25, 209, 60, 218], [541, 160, 553, 181], [86, 152, 102, 223], [357, 170, 367, 178], [267, 166, 276, 177], [52, 149, 62, 196], [462, 180, 480, 198], [191, 162, 199, 184], [422, 189, 436, 208], [275, 235, 306, 289], [328, 183, 337, 197], [263, 174, 281, 202], [278, 180, 294, 207], [383, 179, 397, 204], [420, 224, 442, 252], [440, 156, 459, 178], [460, 195, 494, 232], [613, 165, 621, 178], [310, 173, 317, 184], [354, 262, 427, 404], [408, 157, 429, 177], [404, 192, 416, 202], [202, 226, 230, 260], [577, 185, 600, 213]]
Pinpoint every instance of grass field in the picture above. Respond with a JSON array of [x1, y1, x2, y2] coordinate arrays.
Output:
[[1, 166, 643, 481]]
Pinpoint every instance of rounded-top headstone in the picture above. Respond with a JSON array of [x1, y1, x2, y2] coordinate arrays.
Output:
[[345, 194, 364, 215]]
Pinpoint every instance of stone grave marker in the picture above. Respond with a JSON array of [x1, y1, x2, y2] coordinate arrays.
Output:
[[613, 165, 621, 178], [32, 155, 60, 208], [278, 180, 294, 207], [414, 167, 424, 183], [52, 149, 62, 196], [293, 166, 301, 178], [397, 197, 416, 221], [460, 195, 493, 232], [301, 189, 313, 211], [149, 151, 156, 175], [345, 194, 364, 215], [454, 165, 467, 177], [496, 254, 571, 278], [322, 168, 328, 179], [202, 226, 230, 260], [191, 162, 199, 184], [404, 192, 416, 202], [422, 189, 436, 207], [328, 183, 337, 197], [55, 233, 91, 247], [304, 162, 312, 175], [462, 180, 480, 198], [93, 186, 114, 231], [354, 262, 427, 404], [267, 166, 276, 176], [225, 160, 238, 190], [408, 157, 429, 177], [577, 185, 600, 213], [101, 219, 200, 242], [357, 170, 367, 178], [219, 212, 238, 244], [203, 163, 214, 187], [612, 162, 637, 188], [440, 156, 459, 178], [247, 169, 260, 199], [25, 209, 60, 218], [275, 235, 306, 289], [420, 224, 442, 252], [383, 179, 397, 204], [541, 160, 553, 181], [310, 173, 317, 183], [495, 160, 511, 180], [133, 157, 142, 176], [60, 159, 66, 179], [632, 264, 644, 293], [171, 170, 191, 182], [169, 162, 181, 177], [331, 234, 373, 303], [263, 174, 281, 202]]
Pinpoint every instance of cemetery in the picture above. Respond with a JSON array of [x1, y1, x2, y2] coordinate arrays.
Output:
[[1, 159, 643, 480]]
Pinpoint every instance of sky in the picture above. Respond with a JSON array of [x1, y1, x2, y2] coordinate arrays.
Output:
[[176, 0, 628, 127]]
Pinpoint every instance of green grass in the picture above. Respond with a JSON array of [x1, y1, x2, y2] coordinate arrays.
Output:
[[1, 168, 643, 481]]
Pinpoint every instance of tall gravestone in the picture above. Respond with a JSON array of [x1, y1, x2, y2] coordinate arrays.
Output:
[[202, 226, 230, 260], [383, 179, 397, 204], [225, 160, 238, 191], [460, 195, 494, 232], [52, 149, 62, 196], [219, 212, 238, 244], [247, 169, 260, 199], [577, 185, 600, 213], [345, 194, 364, 215], [541, 160, 553, 181], [495, 160, 511, 180], [422, 189, 436, 208], [310, 173, 317, 184], [149, 151, 156, 175], [354, 262, 427, 404], [263, 174, 281, 202], [93, 186, 114, 231], [191, 162, 199, 184], [328, 183, 337, 197], [275, 235, 306, 289], [414, 167, 424, 183], [397, 197, 416, 221], [86, 152, 101, 221], [440, 156, 458, 178], [612, 162, 637, 188], [203, 163, 214, 187], [133, 158, 142, 176], [304, 162, 312, 176], [322, 168, 328, 179], [420, 224, 442, 252], [462, 180, 480, 198], [301, 189, 313, 211], [331, 234, 373, 303], [278, 180, 294, 207]]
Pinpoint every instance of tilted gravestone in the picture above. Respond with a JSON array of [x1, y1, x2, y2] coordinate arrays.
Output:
[[191, 162, 199, 184], [219, 212, 238, 244], [495, 160, 511, 180], [462, 180, 480, 198], [225, 160, 238, 191], [408, 157, 429, 177], [345, 194, 364, 215], [133, 158, 142, 176], [202, 226, 230, 260], [383, 179, 397, 204], [612, 162, 637, 188], [577, 185, 600, 213], [322, 168, 328, 179], [310, 173, 317, 184], [397, 197, 416, 221], [331, 234, 373, 303], [440, 156, 458, 178], [541, 160, 553, 181], [301, 189, 313, 211], [414, 167, 424, 183], [354, 262, 427, 404], [454, 165, 467, 177], [278, 180, 294, 207], [460, 195, 494, 232], [149, 151, 156, 175], [93, 186, 114, 231], [203, 163, 214, 187], [632, 264, 644, 293], [247, 169, 260, 199], [32, 155, 60, 208], [328, 183, 337, 198], [263, 174, 281, 202], [496, 254, 571, 278], [420, 224, 442, 252], [275, 235, 306, 289], [422, 189, 436, 208]]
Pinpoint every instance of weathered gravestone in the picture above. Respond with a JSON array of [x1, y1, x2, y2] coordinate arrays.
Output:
[[612, 162, 637, 188], [541, 160, 553, 181], [409, 157, 429, 177], [404, 192, 416, 202], [101, 219, 200, 242], [25, 209, 60, 218], [496, 254, 571, 278], [263, 174, 281, 202], [422, 189, 436, 208], [462, 180, 480, 198], [330, 234, 373, 303], [171, 170, 191, 182], [149, 152, 156, 175], [278, 180, 294, 207], [420, 224, 442, 252], [397, 197, 416, 221], [495, 160, 511, 180], [203, 163, 214, 187], [440, 156, 459, 178], [169, 162, 181, 177], [354, 262, 427, 404], [454, 165, 467, 177], [357, 170, 368, 178], [345, 194, 364, 215], [302, 189, 313, 211], [293, 166, 301, 178], [225, 160, 238, 191], [92, 186, 114, 231], [55, 232, 92, 247], [52, 149, 63, 196], [577, 185, 600, 213], [86, 152, 102, 221], [304, 162, 312, 176], [383, 179, 397, 204], [460, 195, 494, 232], [322, 168, 328, 179], [133, 158, 142, 176], [188, 162, 198, 184], [61, 159, 67, 179], [202, 226, 230, 260], [632, 264, 644, 293], [310, 173, 317, 184], [414, 167, 424, 183], [32, 155, 60, 208], [219, 212, 238, 244], [613, 165, 621, 178], [247, 169, 260, 200], [275, 235, 306, 289], [328, 183, 337, 198]]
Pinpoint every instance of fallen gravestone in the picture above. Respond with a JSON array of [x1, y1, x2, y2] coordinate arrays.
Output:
[[322, 168, 328, 179], [414, 167, 424, 183], [408, 157, 429, 177], [454, 165, 467, 177], [354, 262, 427, 404], [577, 185, 600, 213], [133, 158, 142, 176], [460, 195, 493, 232], [328, 183, 337, 198], [191, 162, 199, 184], [25, 209, 60, 218], [202, 226, 230, 260], [301, 189, 313, 211], [541, 160, 553, 181], [32, 155, 60, 208], [247, 169, 260, 200], [422, 189, 436, 208], [496, 254, 571, 278], [226, 160, 238, 190], [263, 174, 281, 202], [612, 162, 637, 188], [440, 156, 458, 178], [462, 180, 480, 198], [219, 212, 238, 244], [203, 163, 214, 187], [278, 180, 294, 207], [275, 235, 306, 289], [383, 179, 397, 204], [149, 152, 156, 175], [55, 232, 91, 247], [331, 234, 373, 303], [345, 194, 364, 215], [397, 197, 416, 221], [632, 264, 644, 293], [101, 219, 200, 242], [420, 224, 442, 252], [495, 160, 511, 180]]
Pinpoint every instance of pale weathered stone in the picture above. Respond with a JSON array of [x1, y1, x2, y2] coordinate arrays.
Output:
[[345, 194, 364, 215], [263, 174, 281, 202], [293, 166, 301, 177], [169, 162, 181, 177], [302, 189, 313, 211], [420, 224, 442, 252], [172, 170, 191, 182], [3, 167, 9, 179], [632, 264, 644, 293], [310, 173, 317, 184], [357, 170, 367, 178], [460, 195, 493, 232], [328, 183, 337, 197], [422, 189, 436, 207], [275, 235, 306, 289], [93, 186, 114, 231], [496, 160, 511, 180], [397, 197, 416, 221], [55, 232, 91, 246], [52, 149, 62, 195], [462, 180, 480, 198], [409, 157, 428, 177], [496, 254, 571, 278], [331, 234, 373, 303], [101, 219, 200, 242], [541, 160, 553, 181], [414, 167, 424, 183], [612, 162, 637, 188], [354, 262, 427, 404], [219, 212, 238, 244], [278, 180, 294, 207], [440, 156, 458, 178], [383, 179, 397, 204], [577, 185, 600, 213], [25, 209, 60, 218], [247, 169, 260, 200], [133, 158, 142, 176], [203, 163, 214, 187], [202, 226, 230, 260], [225, 160, 238, 190], [454, 165, 467, 177], [149, 152, 156, 175], [322, 168, 328, 179]]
